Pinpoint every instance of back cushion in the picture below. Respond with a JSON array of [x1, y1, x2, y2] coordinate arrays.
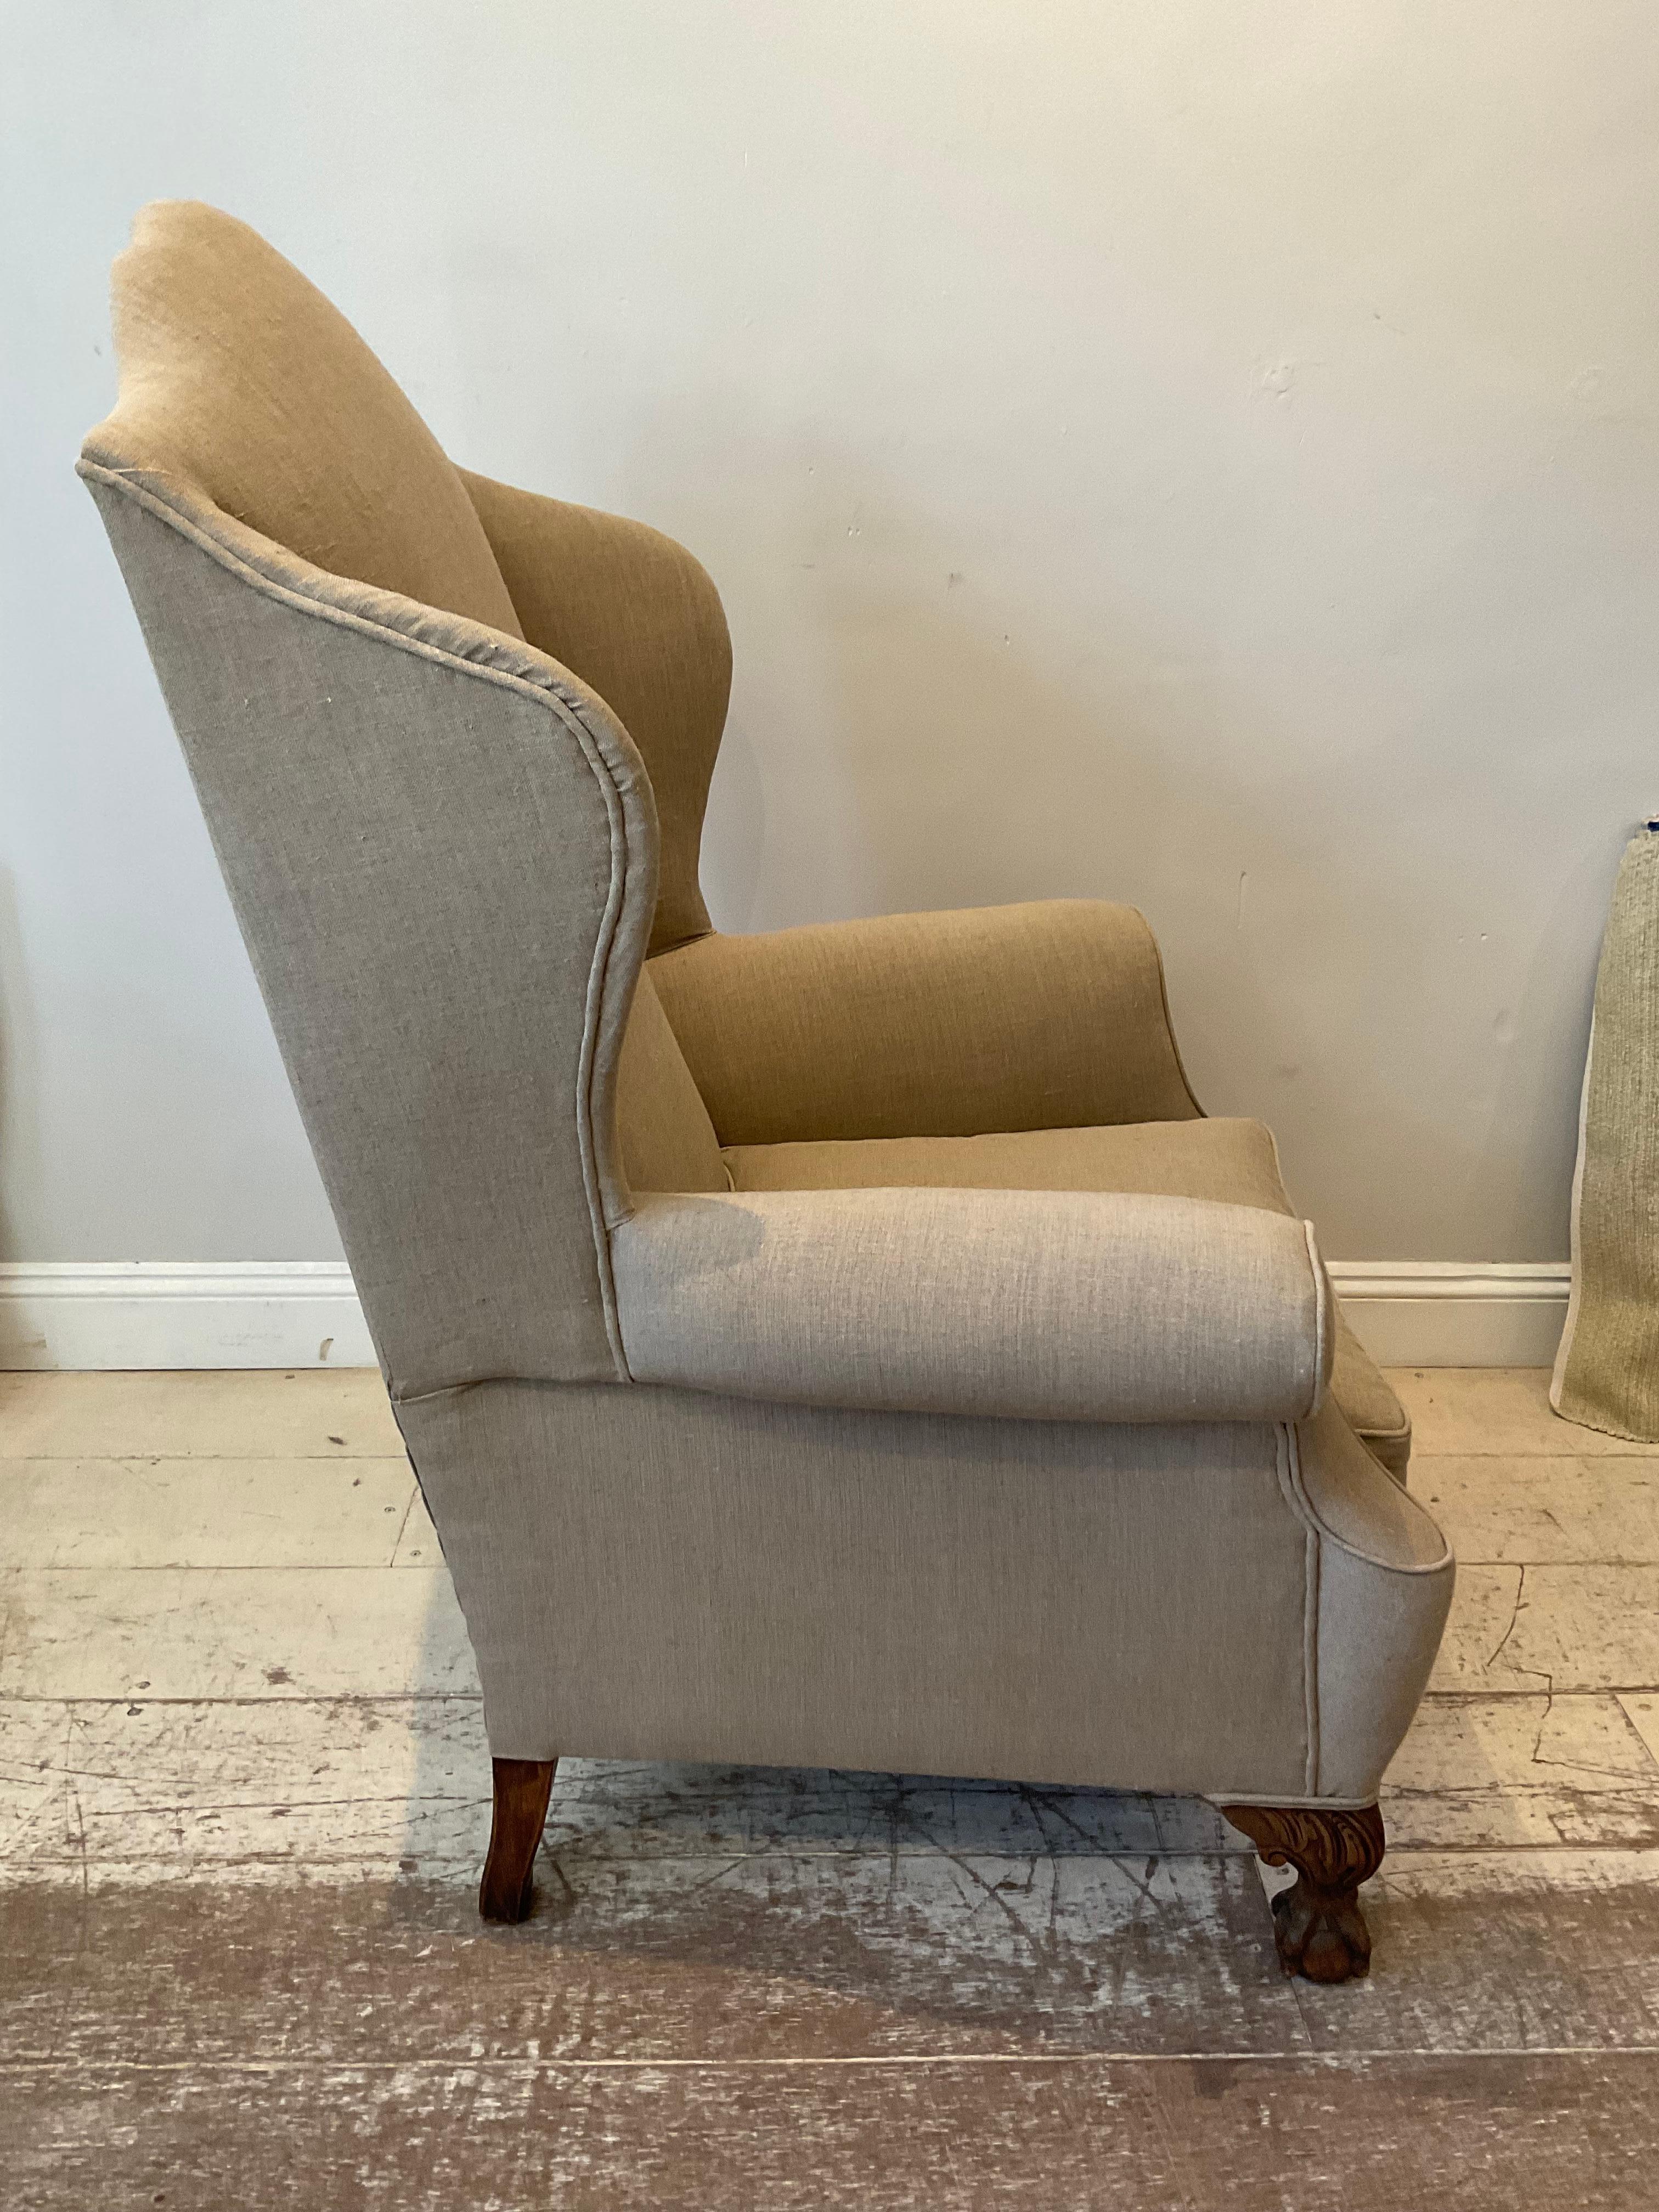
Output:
[[99, 201, 523, 637]]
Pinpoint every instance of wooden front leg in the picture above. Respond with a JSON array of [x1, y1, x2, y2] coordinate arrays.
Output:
[[1220, 1803, 1386, 1983], [478, 1757, 557, 1923]]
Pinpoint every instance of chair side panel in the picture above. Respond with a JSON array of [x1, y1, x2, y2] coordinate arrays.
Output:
[[399, 1378, 1316, 1801]]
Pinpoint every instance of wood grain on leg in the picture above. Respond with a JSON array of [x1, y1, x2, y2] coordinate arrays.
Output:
[[478, 1757, 556, 1923], [1220, 1803, 1386, 1983]]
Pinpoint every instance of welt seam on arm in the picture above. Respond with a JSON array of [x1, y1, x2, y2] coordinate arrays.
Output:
[[1276, 1424, 1323, 1798], [565, 712, 637, 1383]]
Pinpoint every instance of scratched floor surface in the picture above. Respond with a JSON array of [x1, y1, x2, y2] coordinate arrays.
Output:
[[3, 1366, 1659, 2207]]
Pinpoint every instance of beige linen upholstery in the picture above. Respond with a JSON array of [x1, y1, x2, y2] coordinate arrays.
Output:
[[723, 1115, 1413, 1479], [82, 201, 1451, 1826], [398, 1381, 1448, 1803], [612, 1187, 1333, 1423]]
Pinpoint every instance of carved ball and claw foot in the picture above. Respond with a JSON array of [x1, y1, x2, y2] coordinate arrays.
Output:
[[1220, 1803, 1386, 1983], [478, 1757, 557, 1923]]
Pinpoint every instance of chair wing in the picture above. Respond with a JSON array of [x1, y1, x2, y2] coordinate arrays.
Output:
[[460, 469, 732, 958], [80, 460, 658, 1398]]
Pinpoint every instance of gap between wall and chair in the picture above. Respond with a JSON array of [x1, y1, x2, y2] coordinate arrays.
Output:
[[0, 1259, 1572, 1371]]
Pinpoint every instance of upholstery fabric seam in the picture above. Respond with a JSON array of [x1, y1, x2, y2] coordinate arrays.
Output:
[[1305, 1523, 1321, 1796], [563, 718, 634, 1381], [1277, 1424, 1321, 1797]]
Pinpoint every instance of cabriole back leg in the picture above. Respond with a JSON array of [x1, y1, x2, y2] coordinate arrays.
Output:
[[1220, 1803, 1385, 1983], [479, 1757, 557, 1923]]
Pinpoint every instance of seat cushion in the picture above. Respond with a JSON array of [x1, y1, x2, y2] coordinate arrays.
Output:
[[724, 1118, 1412, 1480]]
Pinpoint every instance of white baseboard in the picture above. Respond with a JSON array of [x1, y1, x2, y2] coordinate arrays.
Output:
[[0, 1257, 1571, 1373], [1328, 1261, 1570, 1368], [0, 1263, 377, 1373]]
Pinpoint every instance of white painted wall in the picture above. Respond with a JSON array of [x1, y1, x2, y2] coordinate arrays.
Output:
[[3, 2, 1656, 1268]]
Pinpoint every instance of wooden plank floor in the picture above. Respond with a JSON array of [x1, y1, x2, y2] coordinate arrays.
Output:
[[3, 1367, 1658, 2207]]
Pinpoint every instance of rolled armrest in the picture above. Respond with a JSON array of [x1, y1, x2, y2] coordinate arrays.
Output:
[[647, 900, 1201, 1147], [610, 1187, 1334, 1424]]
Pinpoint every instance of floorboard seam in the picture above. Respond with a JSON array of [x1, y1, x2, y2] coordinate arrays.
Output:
[[4, 2048, 1658, 2074]]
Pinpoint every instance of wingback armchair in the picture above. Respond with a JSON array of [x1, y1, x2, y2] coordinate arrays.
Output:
[[82, 204, 1453, 1984]]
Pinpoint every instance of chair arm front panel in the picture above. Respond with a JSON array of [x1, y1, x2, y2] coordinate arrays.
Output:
[[610, 1186, 1333, 1423], [1283, 1399, 1454, 1802], [648, 899, 1201, 1147]]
